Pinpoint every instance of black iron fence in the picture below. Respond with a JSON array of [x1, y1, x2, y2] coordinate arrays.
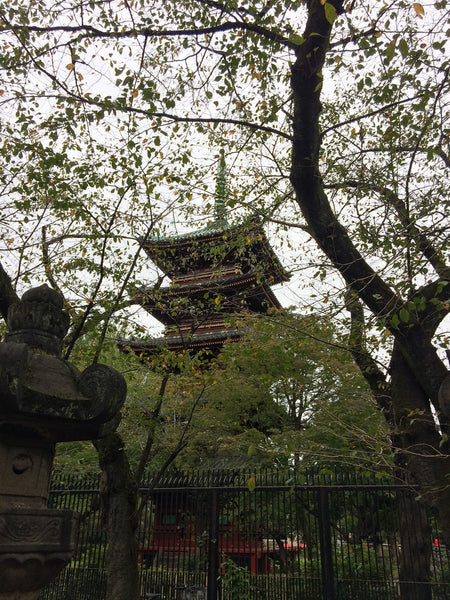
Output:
[[39, 469, 450, 600]]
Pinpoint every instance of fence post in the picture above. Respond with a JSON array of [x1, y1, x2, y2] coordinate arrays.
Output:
[[318, 487, 335, 600], [207, 489, 219, 600]]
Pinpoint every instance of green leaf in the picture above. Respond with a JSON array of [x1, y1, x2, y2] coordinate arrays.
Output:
[[289, 33, 305, 46], [399, 308, 410, 323], [247, 476, 256, 492], [398, 38, 408, 58], [391, 314, 400, 329], [385, 41, 396, 62], [324, 2, 337, 24]]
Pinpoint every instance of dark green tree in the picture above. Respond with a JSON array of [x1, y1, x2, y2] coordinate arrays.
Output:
[[170, 311, 390, 471]]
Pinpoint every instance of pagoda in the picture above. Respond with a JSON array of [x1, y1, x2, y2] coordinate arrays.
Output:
[[123, 155, 290, 358]]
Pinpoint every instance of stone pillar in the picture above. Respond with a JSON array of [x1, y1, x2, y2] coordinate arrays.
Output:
[[0, 285, 126, 599]]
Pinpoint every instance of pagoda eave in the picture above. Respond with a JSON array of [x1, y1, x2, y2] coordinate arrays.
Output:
[[136, 282, 282, 328], [117, 329, 242, 357], [143, 221, 290, 285]]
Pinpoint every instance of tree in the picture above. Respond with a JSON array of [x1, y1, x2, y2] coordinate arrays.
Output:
[[0, 0, 449, 597], [171, 310, 390, 471]]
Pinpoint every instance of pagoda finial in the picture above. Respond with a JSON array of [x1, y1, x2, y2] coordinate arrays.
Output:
[[214, 149, 228, 225]]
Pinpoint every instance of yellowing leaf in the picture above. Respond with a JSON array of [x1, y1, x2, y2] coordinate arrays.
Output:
[[385, 40, 396, 61], [66, 63, 75, 70], [413, 3, 425, 17], [132, 89, 139, 98]]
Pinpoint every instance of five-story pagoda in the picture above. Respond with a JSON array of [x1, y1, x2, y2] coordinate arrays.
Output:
[[123, 156, 290, 359]]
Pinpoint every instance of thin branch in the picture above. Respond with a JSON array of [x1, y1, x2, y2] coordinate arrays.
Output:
[[133, 373, 170, 486], [321, 94, 424, 138], [344, 288, 393, 420], [60, 95, 294, 141], [137, 385, 207, 516], [0, 15, 297, 50], [64, 188, 130, 360], [42, 226, 64, 298], [324, 180, 449, 278], [348, 146, 450, 168], [91, 208, 164, 363]]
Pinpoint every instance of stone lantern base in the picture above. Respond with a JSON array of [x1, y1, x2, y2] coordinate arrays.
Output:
[[0, 509, 78, 599]]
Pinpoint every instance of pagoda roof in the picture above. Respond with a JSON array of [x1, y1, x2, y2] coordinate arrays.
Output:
[[117, 327, 241, 355], [135, 272, 282, 326], [142, 218, 290, 285]]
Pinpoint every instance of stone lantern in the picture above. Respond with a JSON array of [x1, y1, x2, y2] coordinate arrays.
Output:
[[0, 285, 127, 600]]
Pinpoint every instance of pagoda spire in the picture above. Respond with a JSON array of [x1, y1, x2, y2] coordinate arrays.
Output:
[[214, 150, 228, 225]]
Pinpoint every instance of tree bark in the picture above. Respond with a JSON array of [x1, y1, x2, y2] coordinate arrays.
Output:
[[346, 295, 450, 541], [396, 483, 432, 600], [0, 262, 19, 321], [390, 345, 450, 544], [95, 433, 139, 600]]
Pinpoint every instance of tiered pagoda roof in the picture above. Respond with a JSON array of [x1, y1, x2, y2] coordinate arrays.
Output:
[[121, 157, 290, 358]]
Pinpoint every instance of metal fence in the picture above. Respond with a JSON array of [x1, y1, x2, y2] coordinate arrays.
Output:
[[39, 469, 450, 600]]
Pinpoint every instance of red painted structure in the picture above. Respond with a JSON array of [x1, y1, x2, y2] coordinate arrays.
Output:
[[139, 491, 301, 574]]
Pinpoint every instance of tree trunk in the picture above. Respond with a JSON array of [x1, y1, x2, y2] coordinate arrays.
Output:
[[95, 433, 139, 600], [396, 483, 432, 600], [390, 344, 450, 544]]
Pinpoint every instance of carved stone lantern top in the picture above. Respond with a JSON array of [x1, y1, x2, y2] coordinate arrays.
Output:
[[6, 285, 70, 356]]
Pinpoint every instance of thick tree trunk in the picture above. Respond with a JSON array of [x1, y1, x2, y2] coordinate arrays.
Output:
[[390, 344, 450, 545], [346, 296, 449, 596], [95, 433, 139, 600], [396, 479, 432, 600]]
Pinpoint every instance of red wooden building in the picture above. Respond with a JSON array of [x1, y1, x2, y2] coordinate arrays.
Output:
[[139, 489, 302, 575]]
